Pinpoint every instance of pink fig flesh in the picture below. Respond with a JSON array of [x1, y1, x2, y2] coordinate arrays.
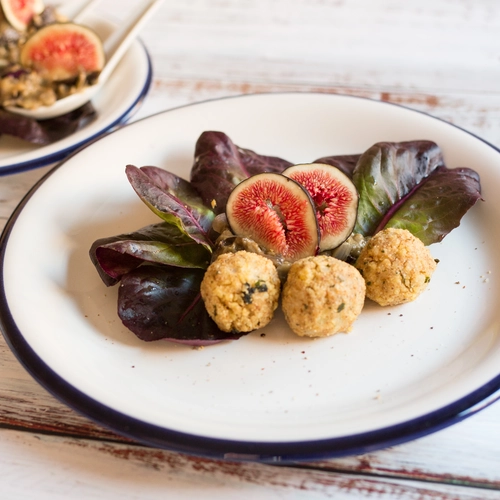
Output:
[[1, 0, 44, 31], [226, 173, 320, 261], [283, 163, 358, 251], [20, 22, 105, 81]]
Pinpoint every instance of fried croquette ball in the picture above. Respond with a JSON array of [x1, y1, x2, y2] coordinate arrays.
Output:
[[282, 255, 366, 338], [354, 228, 437, 306], [200, 250, 281, 333]]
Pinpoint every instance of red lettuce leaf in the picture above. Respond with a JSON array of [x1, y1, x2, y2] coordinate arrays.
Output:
[[353, 141, 445, 236], [90, 134, 483, 346], [90, 222, 211, 286], [313, 154, 360, 178], [383, 166, 483, 245], [189, 131, 293, 214], [126, 165, 215, 251], [0, 102, 96, 144], [118, 266, 245, 343]]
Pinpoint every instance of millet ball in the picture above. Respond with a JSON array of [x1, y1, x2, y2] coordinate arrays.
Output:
[[200, 250, 281, 333], [282, 255, 366, 338], [354, 228, 437, 306]]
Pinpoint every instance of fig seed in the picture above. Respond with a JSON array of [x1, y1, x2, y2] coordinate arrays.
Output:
[[20, 22, 105, 81], [0, 0, 44, 32], [225, 172, 320, 262], [283, 163, 359, 251]]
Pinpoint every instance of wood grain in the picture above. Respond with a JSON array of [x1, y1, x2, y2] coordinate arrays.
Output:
[[1, 77, 500, 498], [2, 290, 500, 487], [97, 0, 500, 93], [2, 429, 500, 500], [1, 0, 500, 498]]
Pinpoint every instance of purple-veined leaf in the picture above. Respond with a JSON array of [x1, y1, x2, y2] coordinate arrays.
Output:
[[0, 102, 96, 144], [313, 154, 360, 178], [126, 165, 215, 251], [118, 266, 246, 344], [140, 166, 205, 207], [90, 222, 211, 286], [382, 166, 482, 245], [353, 141, 444, 236], [239, 143, 293, 176], [189, 131, 292, 214]]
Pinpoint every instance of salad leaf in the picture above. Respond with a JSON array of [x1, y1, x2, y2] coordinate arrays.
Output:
[[383, 166, 482, 245], [126, 165, 215, 251], [118, 266, 245, 343], [0, 102, 96, 144], [90, 133, 483, 346], [90, 222, 212, 286], [190, 131, 292, 214], [353, 140, 444, 236], [313, 153, 360, 178]]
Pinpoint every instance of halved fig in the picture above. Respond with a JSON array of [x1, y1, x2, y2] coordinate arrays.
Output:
[[283, 163, 359, 251], [226, 173, 320, 262], [1, 0, 44, 31], [20, 22, 105, 81]]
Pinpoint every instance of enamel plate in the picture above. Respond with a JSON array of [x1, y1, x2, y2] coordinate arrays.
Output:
[[0, 15, 152, 175], [1, 93, 499, 461]]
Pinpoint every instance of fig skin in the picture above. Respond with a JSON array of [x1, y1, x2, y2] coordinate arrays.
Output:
[[0, 0, 44, 31], [283, 163, 359, 252], [20, 22, 105, 81], [225, 172, 320, 262]]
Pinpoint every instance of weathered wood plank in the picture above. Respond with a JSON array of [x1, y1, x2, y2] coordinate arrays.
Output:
[[137, 79, 500, 148], [306, 402, 500, 489], [1, 76, 500, 486], [1, 80, 499, 235], [0, 340, 123, 441], [98, 0, 500, 93], [1, 77, 499, 491], [1, 429, 500, 500], [2, 334, 500, 488], [1, 1, 500, 496]]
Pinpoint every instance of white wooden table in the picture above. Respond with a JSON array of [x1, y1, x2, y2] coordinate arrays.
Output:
[[1, 1, 500, 498]]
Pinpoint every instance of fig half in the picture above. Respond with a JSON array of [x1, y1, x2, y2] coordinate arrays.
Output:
[[226, 173, 320, 262], [0, 0, 44, 31], [283, 163, 359, 251], [20, 22, 105, 81]]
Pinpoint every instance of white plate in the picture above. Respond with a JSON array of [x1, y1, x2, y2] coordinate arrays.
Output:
[[0, 15, 152, 175], [1, 93, 500, 461]]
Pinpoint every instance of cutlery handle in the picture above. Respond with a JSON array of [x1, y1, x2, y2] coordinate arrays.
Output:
[[100, 0, 164, 83], [71, 0, 103, 23]]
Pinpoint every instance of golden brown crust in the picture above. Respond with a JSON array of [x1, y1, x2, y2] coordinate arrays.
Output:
[[200, 251, 281, 333], [282, 255, 366, 337], [354, 228, 437, 306]]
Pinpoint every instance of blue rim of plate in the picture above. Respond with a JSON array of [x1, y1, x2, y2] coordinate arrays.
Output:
[[0, 44, 152, 177], [1, 92, 500, 462]]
